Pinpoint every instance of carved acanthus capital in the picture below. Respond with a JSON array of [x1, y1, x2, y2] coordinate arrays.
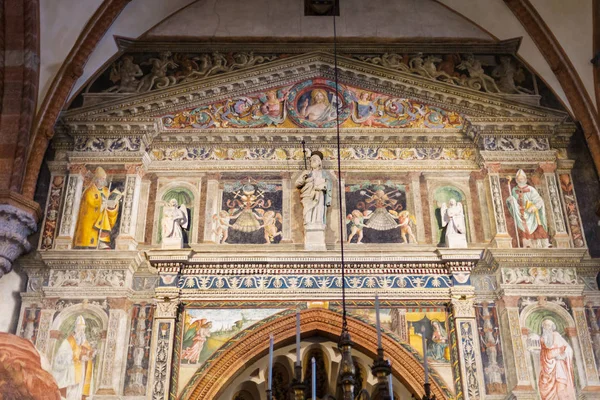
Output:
[[0, 204, 38, 276], [538, 162, 557, 174], [155, 300, 179, 318], [124, 164, 146, 177], [451, 296, 476, 319], [68, 163, 88, 176], [108, 297, 133, 312]]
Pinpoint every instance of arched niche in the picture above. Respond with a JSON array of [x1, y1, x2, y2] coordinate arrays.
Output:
[[519, 302, 585, 395], [427, 181, 474, 246], [179, 308, 450, 400], [153, 181, 199, 245]]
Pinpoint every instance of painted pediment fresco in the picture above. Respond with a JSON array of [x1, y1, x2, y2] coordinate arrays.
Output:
[[160, 78, 464, 130]]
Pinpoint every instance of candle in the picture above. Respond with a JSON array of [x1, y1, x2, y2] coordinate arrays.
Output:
[[312, 357, 316, 400], [421, 326, 429, 384], [375, 294, 382, 349], [296, 311, 301, 367], [388, 373, 394, 400], [268, 334, 274, 390]]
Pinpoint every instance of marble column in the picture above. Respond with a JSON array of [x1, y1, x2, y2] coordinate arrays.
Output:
[[116, 166, 144, 250], [54, 164, 86, 250], [148, 300, 179, 400], [451, 290, 485, 400], [97, 298, 133, 395], [539, 163, 570, 248], [486, 166, 512, 248], [571, 297, 600, 388], [497, 296, 534, 397], [203, 178, 220, 243]]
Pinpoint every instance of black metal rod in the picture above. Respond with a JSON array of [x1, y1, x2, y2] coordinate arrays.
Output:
[[332, 7, 347, 331]]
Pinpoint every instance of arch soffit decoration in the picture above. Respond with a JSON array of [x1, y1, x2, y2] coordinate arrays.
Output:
[[180, 308, 450, 400]]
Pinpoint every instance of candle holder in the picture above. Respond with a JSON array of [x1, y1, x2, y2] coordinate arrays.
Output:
[[422, 382, 436, 400], [371, 347, 392, 400], [290, 364, 306, 400]]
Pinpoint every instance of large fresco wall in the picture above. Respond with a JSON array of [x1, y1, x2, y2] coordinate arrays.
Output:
[[3, 41, 600, 400]]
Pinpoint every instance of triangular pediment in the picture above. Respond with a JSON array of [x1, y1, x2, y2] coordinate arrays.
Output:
[[62, 51, 569, 134]]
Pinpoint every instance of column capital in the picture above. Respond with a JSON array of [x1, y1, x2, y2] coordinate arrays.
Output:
[[0, 191, 41, 276], [108, 297, 133, 312], [68, 163, 88, 176], [451, 296, 476, 318], [538, 162, 557, 174], [570, 296, 585, 308], [155, 300, 179, 319]]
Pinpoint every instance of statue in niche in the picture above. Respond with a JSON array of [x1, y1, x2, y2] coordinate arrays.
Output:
[[536, 319, 576, 400], [296, 151, 332, 226], [161, 199, 189, 249], [440, 199, 468, 248], [73, 167, 122, 249], [506, 169, 551, 248]]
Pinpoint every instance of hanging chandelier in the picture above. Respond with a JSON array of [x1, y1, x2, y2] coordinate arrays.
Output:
[[266, 5, 436, 400]]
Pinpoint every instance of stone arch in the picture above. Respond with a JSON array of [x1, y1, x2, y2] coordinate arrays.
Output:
[[180, 308, 449, 400], [519, 301, 575, 330]]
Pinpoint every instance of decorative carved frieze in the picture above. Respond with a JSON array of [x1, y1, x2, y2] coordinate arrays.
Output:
[[501, 267, 577, 285], [48, 269, 126, 288], [178, 274, 452, 291], [73, 136, 143, 152], [481, 136, 550, 151]]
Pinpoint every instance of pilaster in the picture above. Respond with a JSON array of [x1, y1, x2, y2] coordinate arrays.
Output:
[[486, 167, 511, 248], [450, 287, 484, 400], [409, 172, 426, 243], [116, 165, 144, 250], [282, 174, 293, 242], [54, 164, 86, 250], [97, 297, 133, 395], [148, 300, 179, 400], [571, 297, 600, 389], [496, 296, 535, 398], [539, 163, 570, 248], [203, 178, 220, 243]]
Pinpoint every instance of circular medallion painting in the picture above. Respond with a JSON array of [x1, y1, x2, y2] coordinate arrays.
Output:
[[286, 80, 352, 128]]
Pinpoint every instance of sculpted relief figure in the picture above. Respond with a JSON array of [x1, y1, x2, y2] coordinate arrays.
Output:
[[161, 199, 189, 249], [73, 167, 122, 249], [105, 55, 143, 93], [538, 320, 576, 400], [52, 316, 96, 400], [296, 152, 332, 227], [300, 89, 337, 123], [506, 170, 551, 248], [440, 199, 468, 248]]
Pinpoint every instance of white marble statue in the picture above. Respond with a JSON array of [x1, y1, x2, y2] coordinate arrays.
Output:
[[295, 151, 332, 250], [161, 199, 189, 249], [440, 199, 468, 248], [295, 152, 332, 227]]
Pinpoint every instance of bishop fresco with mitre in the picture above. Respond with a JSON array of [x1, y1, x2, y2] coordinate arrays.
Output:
[[73, 167, 122, 249]]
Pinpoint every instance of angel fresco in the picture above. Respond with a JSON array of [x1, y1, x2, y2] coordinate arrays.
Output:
[[351, 91, 382, 127], [345, 182, 417, 244], [216, 180, 283, 245], [181, 317, 212, 365]]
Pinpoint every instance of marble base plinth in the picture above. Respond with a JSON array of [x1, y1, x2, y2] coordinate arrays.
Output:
[[304, 223, 326, 251]]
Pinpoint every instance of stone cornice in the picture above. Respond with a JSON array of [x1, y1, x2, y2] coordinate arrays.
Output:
[[61, 52, 568, 122]]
